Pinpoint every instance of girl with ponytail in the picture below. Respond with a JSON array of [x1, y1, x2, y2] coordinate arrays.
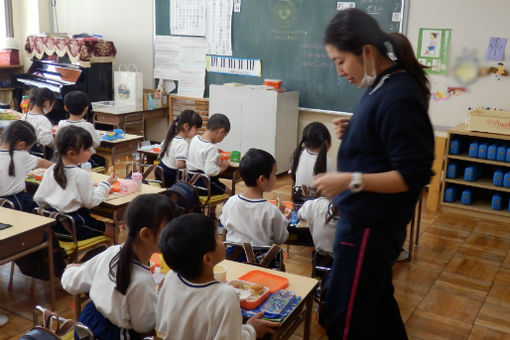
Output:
[[0, 121, 52, 211], [61, 194, 176, 339], [312, 8, 434, 339], [290, 122, 334, 188], [158, 109, 203, 187], [34, 125, 116, 240]]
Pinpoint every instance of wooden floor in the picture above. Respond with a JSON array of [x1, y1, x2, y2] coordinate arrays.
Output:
[[1, 174, 510, 339]]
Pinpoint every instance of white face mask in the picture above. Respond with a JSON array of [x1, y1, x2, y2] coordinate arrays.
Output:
[[358, 51, 377, 88], [43, 108, 50, 114]]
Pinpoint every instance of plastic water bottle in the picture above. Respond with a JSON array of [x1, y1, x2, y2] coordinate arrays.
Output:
[[290, 210, 298, 226], [132, 172, 143, 191], [81, 162, 92, 172]]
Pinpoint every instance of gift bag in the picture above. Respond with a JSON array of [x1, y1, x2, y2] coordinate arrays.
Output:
[[113, 64, 143, 107]]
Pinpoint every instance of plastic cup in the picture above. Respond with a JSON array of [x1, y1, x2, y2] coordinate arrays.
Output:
[[213, 264, 227, 282], [230, 151, 241, 163], [132, 172, 143, 191], [80, 162, 92, 172]]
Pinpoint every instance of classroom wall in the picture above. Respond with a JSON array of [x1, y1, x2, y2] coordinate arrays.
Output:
[[54, 0, 154, 88], [12, 0, 42, 70]]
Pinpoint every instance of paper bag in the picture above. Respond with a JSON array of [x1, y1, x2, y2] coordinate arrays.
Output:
[[114, 64, 143, 107]]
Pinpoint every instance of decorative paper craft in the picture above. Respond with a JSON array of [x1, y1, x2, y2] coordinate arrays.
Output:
[[487, 37, 506, 61], [417, 28, 451, 75]]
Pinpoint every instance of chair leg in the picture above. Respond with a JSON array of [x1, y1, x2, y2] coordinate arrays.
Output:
[[415, 194, 423, 246], [8, 262, 15, 291], [29, 278, 35, 296], [408, 206, 416, 262], [73, 294, 81, 320]]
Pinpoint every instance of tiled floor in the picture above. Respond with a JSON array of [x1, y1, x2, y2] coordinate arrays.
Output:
[[1, 174, 510, 339]]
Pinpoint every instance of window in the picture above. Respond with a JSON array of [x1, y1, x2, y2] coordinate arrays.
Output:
[[0, 0, 6, 38]]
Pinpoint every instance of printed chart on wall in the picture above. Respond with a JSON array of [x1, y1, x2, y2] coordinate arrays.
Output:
[[155, 0, 407, 111]]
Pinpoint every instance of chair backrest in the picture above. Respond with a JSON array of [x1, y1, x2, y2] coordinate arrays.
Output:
[[19, 305, 94, 340], [224, 242, 285, 271], [0, 198, 15, 209], [33, 208, 77, 242], [166, 181, 201, 214]]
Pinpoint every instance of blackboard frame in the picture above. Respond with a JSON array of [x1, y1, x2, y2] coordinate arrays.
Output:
[[153, 0, 409, 114]]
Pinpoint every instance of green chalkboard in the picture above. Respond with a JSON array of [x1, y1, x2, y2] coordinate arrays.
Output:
[[155, 0, 407, 112]]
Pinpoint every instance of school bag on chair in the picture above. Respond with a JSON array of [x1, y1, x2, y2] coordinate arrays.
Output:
[[166, 181, 201, 214]]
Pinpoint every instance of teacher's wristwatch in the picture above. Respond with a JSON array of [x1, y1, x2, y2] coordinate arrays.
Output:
[[348, 172, 364, 193]]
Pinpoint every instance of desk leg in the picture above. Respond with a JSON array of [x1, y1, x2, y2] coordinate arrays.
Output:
[[303, 294, 313, 340], [47, 229, 56, 311]]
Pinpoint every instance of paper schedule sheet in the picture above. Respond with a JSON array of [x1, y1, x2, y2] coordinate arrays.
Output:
[[170, 0, 206, 36], [206, 0, 233, 56]]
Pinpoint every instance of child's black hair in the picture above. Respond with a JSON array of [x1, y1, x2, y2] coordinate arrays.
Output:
[[1, 121, 36, 176], [239, 148, 276, 187], [159, 109, 202, 160], [28, 87, 56, 111], [53, 126, 93, 189], [158, 213, 217, 281], [64, 91, 90, 116], [291, 122, 331, 183], [206, 113, 230, 132], [109, 194, 176, 295]]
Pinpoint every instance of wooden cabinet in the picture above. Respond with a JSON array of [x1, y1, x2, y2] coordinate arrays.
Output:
[[209, 85, 299, 173], [440, 123, 510, 222], [0, 64, 23, 109]]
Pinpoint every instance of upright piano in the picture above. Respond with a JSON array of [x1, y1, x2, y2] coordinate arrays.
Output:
[[13, 59, 112, 123]]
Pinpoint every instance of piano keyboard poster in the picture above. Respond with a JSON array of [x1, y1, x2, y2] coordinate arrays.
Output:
[[206, 56, 261, 77]]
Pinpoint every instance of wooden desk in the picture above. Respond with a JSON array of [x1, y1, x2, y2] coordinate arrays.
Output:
[[95, 132, 144, 170], [0, 207, 57, 310], [90, 172, 166, 242], [93, 107, 168, 138], [222, 260, 318, 340], [220, 164, 241, 195]]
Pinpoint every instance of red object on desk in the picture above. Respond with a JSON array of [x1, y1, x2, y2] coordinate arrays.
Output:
[[239, 270, 289, 294], [0, 50, 19, 66]]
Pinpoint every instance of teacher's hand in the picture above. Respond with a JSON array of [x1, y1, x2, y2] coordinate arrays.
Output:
[[333, 117, 350, 139], [311, 172, 350, 199]]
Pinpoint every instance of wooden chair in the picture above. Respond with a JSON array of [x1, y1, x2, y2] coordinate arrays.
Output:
[[224, 241, 286, 271], [178, 169, 230, 217], [407, 187, 426, 262]]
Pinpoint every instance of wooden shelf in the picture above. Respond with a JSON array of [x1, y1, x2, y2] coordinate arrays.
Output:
[[0, 64, 23, 69], [442, 201, 510, 218], [445, 178, 510, 194], [449, 123, 510, 142], [448, 153, 510, 168]]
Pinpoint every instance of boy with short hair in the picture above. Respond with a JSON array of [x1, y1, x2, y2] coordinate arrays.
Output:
[[187, 113, 231, 195], [220, 148, 289, 247], [156, 213, 281, 340], [57, 91, 101, 150]]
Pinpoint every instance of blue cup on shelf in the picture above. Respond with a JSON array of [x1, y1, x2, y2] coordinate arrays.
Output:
[[478, 143, 488, 159], [491, 193, 502, 210], [444, 186, 459, 202], [493, 169, 504, 186], [461, 189, 473, 205], [449, 139, 462, 155], [447, 163, 460, 179], [506, 148, 510, 162], [497, 145, 507, 162], [504, 172, 510, 188], [464, 165, 481, 182], [488, 143, 498, 160], [468, 141, 479, 158]]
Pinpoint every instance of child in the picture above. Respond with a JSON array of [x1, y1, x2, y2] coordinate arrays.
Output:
[[0, 121, 52, 211], [158, 109, 202, 187], [34, 125, 116, 240], [62, 194, 176, 339], [58, 91, 101, 150], [297, 196, 338, 256], [21, 87, 56, 159], [187, 113, 231, 195], [156, 213, 281, 339], [220, 148, 289, 249], [290, 122, 335, 188]]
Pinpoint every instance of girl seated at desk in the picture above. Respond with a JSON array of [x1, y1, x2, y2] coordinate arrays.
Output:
[[34, 125, 116, 240], [0, 121, 52, 211]]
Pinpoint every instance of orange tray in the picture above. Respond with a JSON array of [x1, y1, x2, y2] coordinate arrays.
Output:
[[238, 270, 289, 294]]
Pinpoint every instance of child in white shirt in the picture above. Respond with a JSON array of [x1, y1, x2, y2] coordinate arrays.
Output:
[[187, 113, 231, 195], [297, 196, 338, 256], [156, 213, 281, 340], [290, 122, 335, 188], [221, 149, 289, 251], [34, 125, 115, 240], [158, 109, 202, 187], [0, 121, 52, 211], [62, 194, 176, 339], [21, 87, 56, 159]]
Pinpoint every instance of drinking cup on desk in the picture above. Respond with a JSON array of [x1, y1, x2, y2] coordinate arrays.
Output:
[[230, 151, 241, 163], [213, 264, 227, 282]]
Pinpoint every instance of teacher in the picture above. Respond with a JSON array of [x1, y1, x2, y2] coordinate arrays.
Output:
[[312, 8, 434, 340]]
